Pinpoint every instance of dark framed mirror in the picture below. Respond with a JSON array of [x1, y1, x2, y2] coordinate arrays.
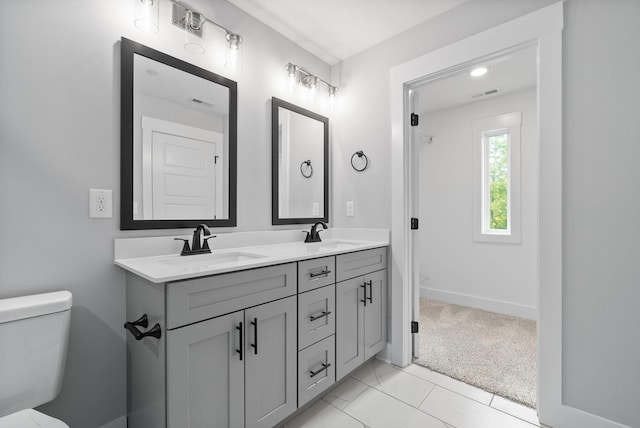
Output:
[[120, 37, 237, 230], [272, 97, 329, 225]]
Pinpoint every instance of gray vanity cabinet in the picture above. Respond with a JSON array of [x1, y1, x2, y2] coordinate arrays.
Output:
[[125, 247, 388, 428], [335, 248, 387, 381]]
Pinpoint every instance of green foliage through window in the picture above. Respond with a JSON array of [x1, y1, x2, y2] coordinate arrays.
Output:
[[487, 133, 508, 230]]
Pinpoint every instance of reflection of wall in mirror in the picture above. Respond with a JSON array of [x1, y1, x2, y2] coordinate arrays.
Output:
[[133, 92, 229, 220], [279, 109, 324, 218]]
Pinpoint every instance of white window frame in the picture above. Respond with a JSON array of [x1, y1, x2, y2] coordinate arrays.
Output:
[[473, 111, 522, 243]]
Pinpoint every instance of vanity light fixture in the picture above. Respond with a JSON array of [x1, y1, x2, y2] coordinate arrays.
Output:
[[171, 0, 243, 65], [183, 9, 206, 54], [225, 33, 242, 70], [470, 67, 488, 77], [285, 63, 338, 98], [134, 0, 159, 33]]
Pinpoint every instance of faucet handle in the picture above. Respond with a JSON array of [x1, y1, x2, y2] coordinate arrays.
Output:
[[301, 230, 312, 243], [174, 238, 191, 256], [202, 235, 217, 251]]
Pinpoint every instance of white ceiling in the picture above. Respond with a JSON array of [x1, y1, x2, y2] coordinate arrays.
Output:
[[416, 45, 537, 114], [228, 0, 470, 65], [134, 54, 229, 116]]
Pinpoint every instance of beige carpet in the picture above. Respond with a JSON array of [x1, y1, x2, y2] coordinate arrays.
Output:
[[415, 298, 537, 408]]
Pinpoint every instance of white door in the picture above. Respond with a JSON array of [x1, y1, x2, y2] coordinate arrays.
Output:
[[141, 116, 223, 220], [151, 132, 216, 219]]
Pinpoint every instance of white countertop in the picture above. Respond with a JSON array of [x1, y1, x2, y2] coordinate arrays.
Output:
[[115, 230, 389, 283]]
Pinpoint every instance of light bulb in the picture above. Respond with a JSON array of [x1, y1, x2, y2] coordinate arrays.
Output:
[[470, 67, 488, 77], [225, 33, 243, 70], [134, 0, 159, 34], [184, 10, 205, 54]]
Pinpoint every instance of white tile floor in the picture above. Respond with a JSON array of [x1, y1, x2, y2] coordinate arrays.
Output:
[[283, 359, 541, 428]]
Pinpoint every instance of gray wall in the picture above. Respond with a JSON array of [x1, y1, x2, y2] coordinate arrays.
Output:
[[0, 0, 329, 427], [562, 1, 640, 426], [331, 0, 640, 426]]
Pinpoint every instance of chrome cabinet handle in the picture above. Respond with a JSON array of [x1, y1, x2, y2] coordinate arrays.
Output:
[[309, 269, 332, 278], [309, 363, 331, 378], [309, 311, 332, 322]]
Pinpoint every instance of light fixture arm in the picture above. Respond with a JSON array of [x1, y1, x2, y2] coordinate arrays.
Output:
[[171, 0, 243, 43], [286, 62, 338, 96]]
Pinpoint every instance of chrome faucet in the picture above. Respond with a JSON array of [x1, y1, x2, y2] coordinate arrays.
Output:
[[303, 221, 328, 243], [174, 224, 216, 256]]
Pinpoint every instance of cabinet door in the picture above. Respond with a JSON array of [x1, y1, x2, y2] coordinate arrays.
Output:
[[335, 276, 365, 381], [364, 269, 387, 359], [166, 311, 244, 428], [245, 296, 297, 428]]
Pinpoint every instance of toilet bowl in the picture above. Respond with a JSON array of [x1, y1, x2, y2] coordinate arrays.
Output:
[[0, 291, 72, 427], [0, 409, 69, 428]]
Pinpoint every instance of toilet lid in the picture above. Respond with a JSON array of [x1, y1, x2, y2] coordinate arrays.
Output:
[[0, 409, 69, 428]]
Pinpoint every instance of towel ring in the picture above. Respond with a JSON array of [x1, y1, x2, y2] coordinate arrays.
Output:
[[300, 160, 313, 178], [351, 151, 368, 172]]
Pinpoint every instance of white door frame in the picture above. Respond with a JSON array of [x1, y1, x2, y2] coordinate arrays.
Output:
[[390, 3, 620, 427]]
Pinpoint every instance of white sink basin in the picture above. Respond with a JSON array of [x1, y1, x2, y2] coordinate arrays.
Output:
[[158, 252, 266, 269]]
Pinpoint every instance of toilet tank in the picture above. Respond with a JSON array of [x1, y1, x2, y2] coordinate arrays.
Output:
[[0, 291, 72, 418]]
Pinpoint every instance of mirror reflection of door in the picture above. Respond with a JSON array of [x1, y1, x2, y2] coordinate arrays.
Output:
[[132, 52, 230, 221], [142, 117, 223, 220]]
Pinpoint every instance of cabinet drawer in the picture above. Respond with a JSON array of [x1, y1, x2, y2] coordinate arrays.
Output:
[[298, 256, 335, 293], [298, 335, 335, 407], [166, 263, 296, 329], [298, 284, 335, 350], [336, 247, 387, 282]]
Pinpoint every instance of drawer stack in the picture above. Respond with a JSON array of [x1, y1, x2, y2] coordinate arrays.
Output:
[[296, 256, 336, 407]]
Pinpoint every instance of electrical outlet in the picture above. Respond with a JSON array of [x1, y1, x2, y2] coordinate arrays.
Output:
[[312, 202, 320, 216], [89, 189, 113, 218], [346, 201, 355, 217]]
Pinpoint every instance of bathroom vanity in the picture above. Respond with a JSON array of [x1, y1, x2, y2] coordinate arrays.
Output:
[[116, 236, 388, 428]]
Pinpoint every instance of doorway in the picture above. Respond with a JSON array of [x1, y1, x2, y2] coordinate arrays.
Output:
[[408, 45, 538, 407], [388, 3, 563, 423]]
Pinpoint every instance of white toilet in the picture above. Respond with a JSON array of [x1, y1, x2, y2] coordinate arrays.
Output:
[[0, 291, 72, 428]]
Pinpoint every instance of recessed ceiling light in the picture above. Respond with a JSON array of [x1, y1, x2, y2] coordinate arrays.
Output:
[[470, 67, 487, 77], [146, 69, 159, 76]]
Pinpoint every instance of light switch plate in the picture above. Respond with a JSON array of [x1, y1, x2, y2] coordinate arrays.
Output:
[[346, 201, 355, 217], [89, 189, 113, 218]]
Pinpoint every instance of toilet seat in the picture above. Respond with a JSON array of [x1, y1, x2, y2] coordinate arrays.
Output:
[[0, 409, 69, 428]]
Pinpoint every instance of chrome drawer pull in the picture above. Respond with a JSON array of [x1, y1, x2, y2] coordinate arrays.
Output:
[[309, 363, 331, 378], [309, 311, 332, 322], [309, 269, 332, 278]]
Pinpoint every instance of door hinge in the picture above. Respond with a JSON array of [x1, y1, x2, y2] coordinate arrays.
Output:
[[410, 218, 419, 230], [410, 113, 419, 126], [411, 321, 419, 333]]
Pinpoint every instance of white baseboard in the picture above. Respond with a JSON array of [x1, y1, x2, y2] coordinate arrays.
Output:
[[420, 287, 537, 320], [99, 415, 127, 428]]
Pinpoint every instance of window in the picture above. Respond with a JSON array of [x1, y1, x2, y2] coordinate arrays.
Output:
[[473, 112, 522, 243]]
